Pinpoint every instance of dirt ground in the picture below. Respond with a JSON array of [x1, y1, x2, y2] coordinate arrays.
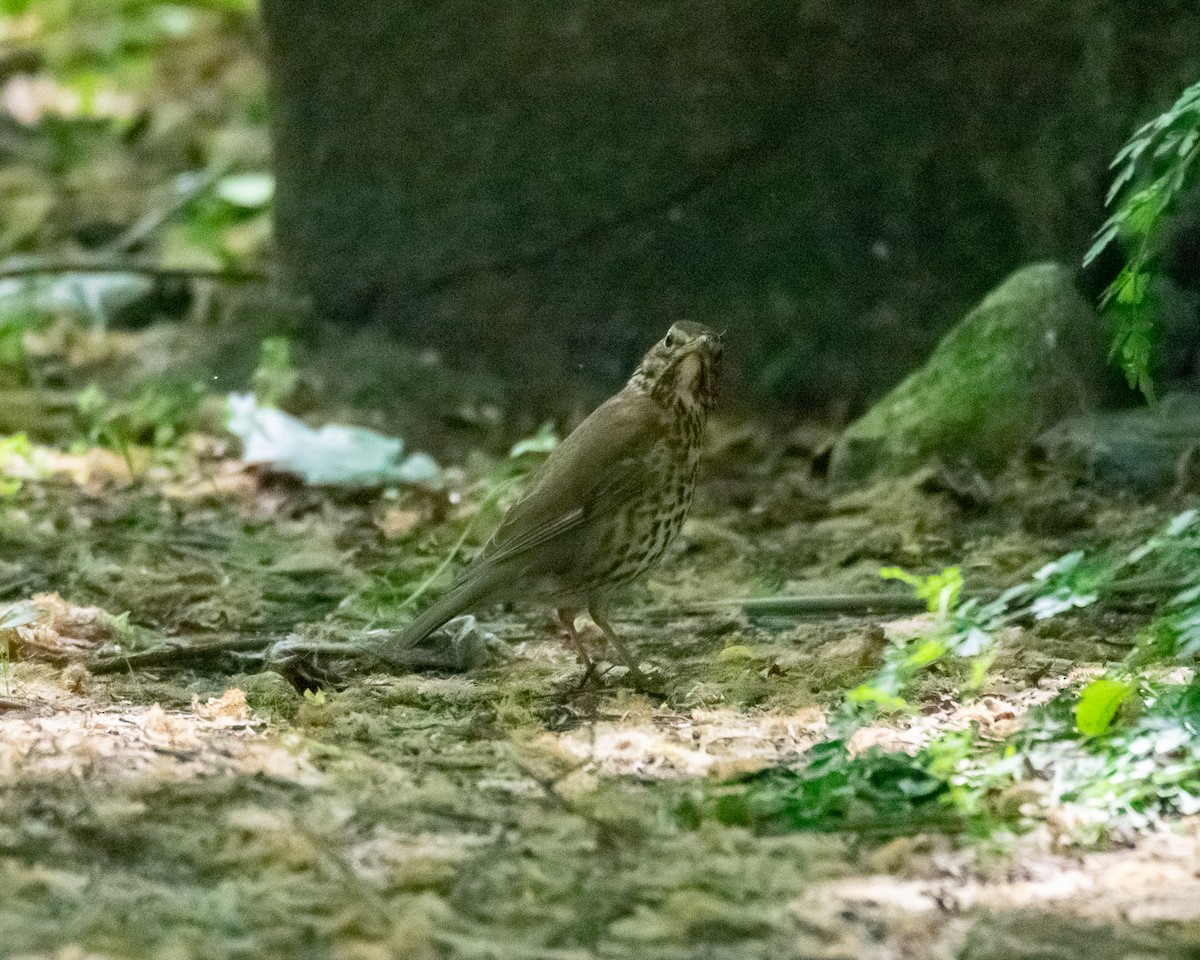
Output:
[[1, 334, 1199, 960], [8, 6, 1200, 956]]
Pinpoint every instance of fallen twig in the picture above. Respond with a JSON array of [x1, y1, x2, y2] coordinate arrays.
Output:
[[639, 575, 1196, 621], [0, 262, 271, 284], [639, 591, 927, 620], [85, 632, 290, 674], [83, 630, 478, 676], [70, 575, 1200, 675], [104, 165, 224, 254]]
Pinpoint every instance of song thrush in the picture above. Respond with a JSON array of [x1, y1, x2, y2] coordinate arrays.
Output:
[[385, 321, 723, 676]]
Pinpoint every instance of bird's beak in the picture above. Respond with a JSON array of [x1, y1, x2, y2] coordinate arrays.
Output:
[[702, 334, 724, 363]]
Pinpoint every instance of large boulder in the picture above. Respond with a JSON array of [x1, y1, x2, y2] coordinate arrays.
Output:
[[829, 263, 1113, 486]]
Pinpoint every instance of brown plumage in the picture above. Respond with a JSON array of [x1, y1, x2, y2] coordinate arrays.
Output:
[[387, 322, 723, 674]]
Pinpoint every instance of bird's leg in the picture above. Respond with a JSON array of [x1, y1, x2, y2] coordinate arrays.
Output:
[[556, 607, 596, 686], [588, 608, 646, 686]]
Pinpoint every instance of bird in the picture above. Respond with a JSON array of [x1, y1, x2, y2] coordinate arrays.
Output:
[[383, 321, 723, 679]]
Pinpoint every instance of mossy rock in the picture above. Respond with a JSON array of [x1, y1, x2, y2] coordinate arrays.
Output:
[[829, 263, 1108, 486]]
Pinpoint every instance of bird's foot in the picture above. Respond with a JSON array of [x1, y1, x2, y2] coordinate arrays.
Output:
[[574, 660, 600, 689], [620, 663, 661, 693], [584, 658, 657, 693]]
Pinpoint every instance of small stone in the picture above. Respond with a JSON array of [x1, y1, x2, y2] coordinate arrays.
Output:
[[1036, 392, 1200, 493]]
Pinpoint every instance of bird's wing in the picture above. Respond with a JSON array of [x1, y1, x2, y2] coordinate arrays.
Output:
[[480, 391, 668, 569]]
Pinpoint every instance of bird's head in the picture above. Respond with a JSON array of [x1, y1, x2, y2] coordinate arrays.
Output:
[[630, 321, 723, 415]]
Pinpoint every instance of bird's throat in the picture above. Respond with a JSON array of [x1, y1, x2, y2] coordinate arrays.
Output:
[[675, 354, 701, 404]]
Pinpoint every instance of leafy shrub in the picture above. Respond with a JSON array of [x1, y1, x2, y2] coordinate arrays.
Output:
[[1086, 79, 1200, 396]]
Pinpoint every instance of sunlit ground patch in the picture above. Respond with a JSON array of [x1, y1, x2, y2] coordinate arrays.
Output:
[[0, 679, 317, 784], [548, 668, 1101, 781], [800, 816, 1200, 926], [552, 706, 829, 778]]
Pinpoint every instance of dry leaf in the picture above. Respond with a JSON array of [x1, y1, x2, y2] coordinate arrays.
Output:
[[192, 688, 251, 723], [11, 593, 114, 658], [375, 506, 422, 539]]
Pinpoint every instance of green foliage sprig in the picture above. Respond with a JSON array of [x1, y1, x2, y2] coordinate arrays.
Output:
[[852, 510, 1200, 722], [680, 740, 952, 836], [0, 433, 33, 496], [995, 680, 1200, 839], [77, 378, 204, 454], [846, 566, 1016, 715], [689, 513, 1200, 841], [1085, 79, 1200, 396], [251, 336, 299, 409]]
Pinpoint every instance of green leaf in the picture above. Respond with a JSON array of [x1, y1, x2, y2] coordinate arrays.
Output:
[[1166, 509, 1198, 537], [879, 566, 962, 615], [1031, 589, 1098, 620], [847, 683, 907, 712], [1075, 679, 1134, 737], [1033, 550, 1084, 581], [1090, 78, 1200, 397], [0, 433, 31, 459], [1083, 222, 1120, 266], [216, 173, 275, 209], [509, 422, 559, 458], [0, 432, 32, 496], [954, 627, 992, 658], [904, 638, 946, 669]]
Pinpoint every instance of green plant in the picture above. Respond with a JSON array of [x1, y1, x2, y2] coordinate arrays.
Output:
[[986, 680, 1200, 839], [77, 378, 204, 453], [847, 565, 1005, 714], [1120, 509, 1200, 662], [509, 422, 559, 458], [0, 600, 37, 696], [0, 281, 50, 380], [1074, 677, 1135, 737], [251, 336, 299, 408], [879, 565, 962, 615], [165, 170, 274, 266], [854, 511, 1200, 721], [1085, 79, 1200, 396], [679, 740, 954, 836], [131, 378, 205, 447], [0, 433, 33, 497]]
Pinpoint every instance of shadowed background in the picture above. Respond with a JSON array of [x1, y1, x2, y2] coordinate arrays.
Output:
[[260, 0, 1200, 411]]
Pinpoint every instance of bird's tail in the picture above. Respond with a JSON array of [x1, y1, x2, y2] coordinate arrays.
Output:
[[383, 567, 506, 654]]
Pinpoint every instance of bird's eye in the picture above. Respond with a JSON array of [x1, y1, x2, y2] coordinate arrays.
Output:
[[664, 332, 677, 348]]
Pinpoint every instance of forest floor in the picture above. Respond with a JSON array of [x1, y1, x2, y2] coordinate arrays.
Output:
[[1, 321, 1199, 960], [7, 5, 1200, 957]]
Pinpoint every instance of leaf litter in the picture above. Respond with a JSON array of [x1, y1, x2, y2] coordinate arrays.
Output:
[[0, 667, 316, 785]]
